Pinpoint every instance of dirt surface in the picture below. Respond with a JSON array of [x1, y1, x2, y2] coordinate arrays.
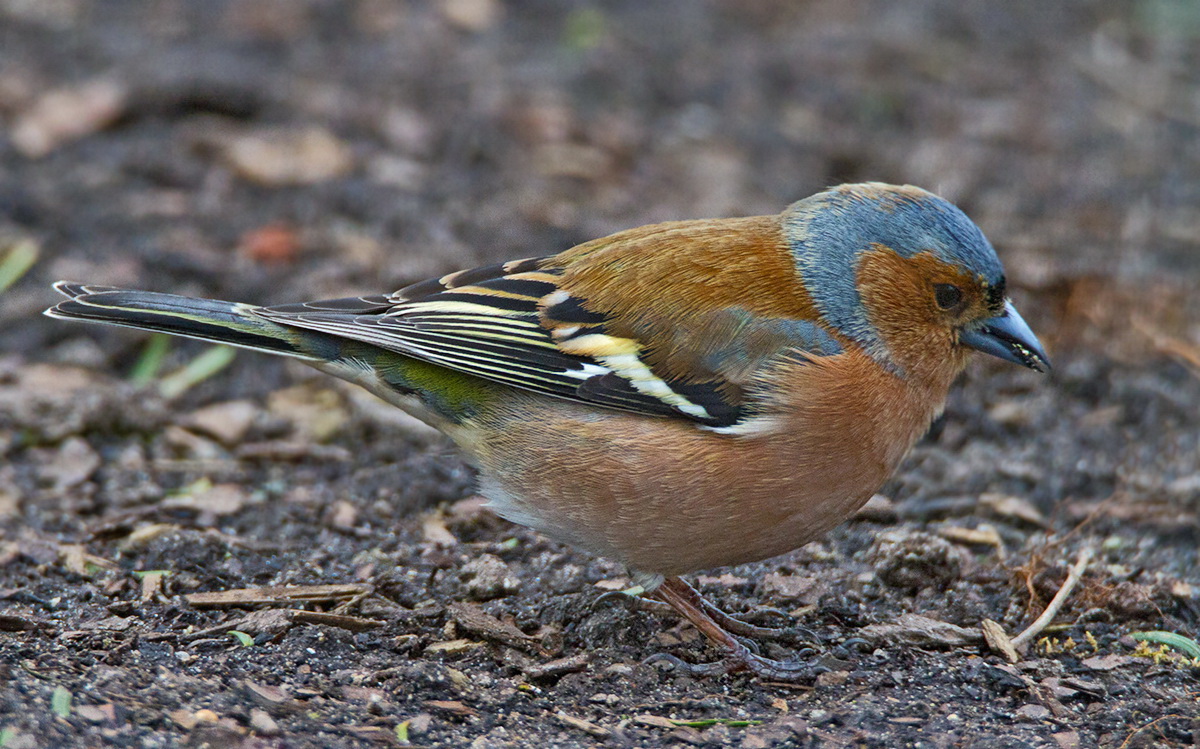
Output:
[[2, 1, 1200, 747]]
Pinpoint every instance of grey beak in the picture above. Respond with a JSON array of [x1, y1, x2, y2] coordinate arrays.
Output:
[[959, 300, 1050, 372]]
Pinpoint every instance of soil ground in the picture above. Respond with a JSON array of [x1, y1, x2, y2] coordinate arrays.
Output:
[[1, 1, 1199, 747]]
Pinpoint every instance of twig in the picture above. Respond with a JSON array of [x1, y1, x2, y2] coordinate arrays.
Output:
[[1011, 547, 1094, 650]]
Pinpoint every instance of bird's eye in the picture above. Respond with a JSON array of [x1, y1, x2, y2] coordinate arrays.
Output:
[[934, 284, 963, 310]]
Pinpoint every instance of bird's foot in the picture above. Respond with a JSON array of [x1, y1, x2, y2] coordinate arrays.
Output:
[[598, 578, 806, 643], [700, 600, 802, 641], [647, 575, 822, 681], [593, 588, 677, 618]]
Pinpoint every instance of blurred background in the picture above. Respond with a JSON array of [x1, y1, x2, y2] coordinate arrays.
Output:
[[4, 0, 1199, 481], [1, 0, 1198, 371], [1, 2, 1199, 745]]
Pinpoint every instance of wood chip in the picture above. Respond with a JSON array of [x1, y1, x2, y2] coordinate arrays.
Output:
[[58, 543, 119, 575], [139, 571, 166, 602], [555, 711, 610, 738], [939, 525, 1004, 555], [593, 577, 630, 591], [525, 653, 590, 680], [447, 601, 540, 653], [243, 681, 292, 706], [980, 493, 1046, 526], [424, 638, 482, 655], [118, 523, 181, 551], [290, 610, 383, 632], [859, 613, 981, 648], [633, 714, 677, 729], [421, 509, 458, 547], [423, 700, 475, 716], [221, 126, 355, 186], [981, 619, 1020, 663], [695, 573, 750, 588], [0, 613, 54, 632], [185, 584, 369, 607], [11, 78, 127, 158]]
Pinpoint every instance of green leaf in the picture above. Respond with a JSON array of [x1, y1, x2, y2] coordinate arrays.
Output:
[[0, 238, 39, 294], [158, 345, 237, 399], [229, 630, 255, 648], [50, 686, 71, 719], [1131, 631, 1200, 660], [670, 718, 762, 728], [0, 726, 17, 747], [395, 720, 410, 743], [563, 8, 607, 51], [129, 334, 172, 386]]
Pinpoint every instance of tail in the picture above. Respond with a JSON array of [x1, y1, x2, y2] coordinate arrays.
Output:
[[45, 282, 322, 361]]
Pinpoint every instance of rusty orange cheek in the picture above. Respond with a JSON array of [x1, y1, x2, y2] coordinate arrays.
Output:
[[856, 246, 982, 324]]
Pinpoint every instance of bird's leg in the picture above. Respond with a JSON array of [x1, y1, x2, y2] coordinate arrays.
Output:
[[647, 576, 815, 681], [596, 577, 793, 638], [597, 585, 787, 638]]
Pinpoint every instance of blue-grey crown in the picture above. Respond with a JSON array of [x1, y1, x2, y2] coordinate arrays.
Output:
[[782, 183, 1004, 361]]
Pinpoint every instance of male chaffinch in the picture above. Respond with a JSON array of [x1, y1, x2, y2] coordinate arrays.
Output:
[[46, 183, 1049, 679]]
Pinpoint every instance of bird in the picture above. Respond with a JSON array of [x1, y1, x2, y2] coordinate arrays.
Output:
[[45, 182, 1049, 680]]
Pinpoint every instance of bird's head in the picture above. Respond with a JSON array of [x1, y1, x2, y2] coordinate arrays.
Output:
[[784, 183, 1049, 383]]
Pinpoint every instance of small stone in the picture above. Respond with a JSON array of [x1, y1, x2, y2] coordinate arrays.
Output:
[[74, 704, 111, 723], [249, 709, 279, 736], [267, 385, 348, 442], [1080, 654, 1133, 671], [239, 224, 299, 265], [758, 572, 819, 602], [162, 483, 247, 519], [460, 554, 521, 600], [183, 400, 260, 445], [868, 529, 966, 591], [1015, 704, 1050, 721], [329, 500, 358, 531], [814, 670, 850, 687]]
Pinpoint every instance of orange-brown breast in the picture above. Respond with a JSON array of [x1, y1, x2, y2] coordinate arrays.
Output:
[[460, 346, 955, 576]]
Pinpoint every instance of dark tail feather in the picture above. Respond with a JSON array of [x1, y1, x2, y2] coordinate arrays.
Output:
[[45, 282, 320, 360]]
